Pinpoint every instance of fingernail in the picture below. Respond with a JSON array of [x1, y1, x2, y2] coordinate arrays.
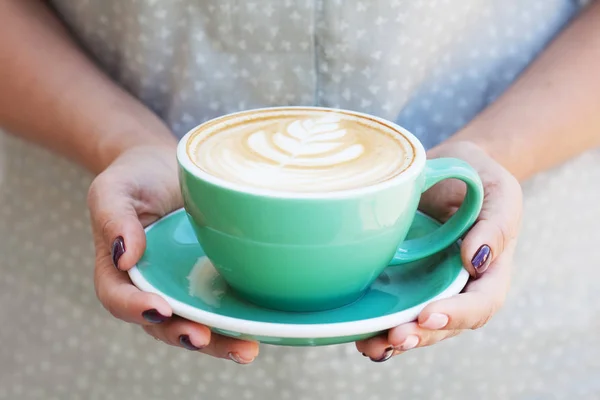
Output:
[[369, 346, 394, 363], [179, 335, 204, 351], [396, 335, 419, 351], [111, 236, 125, 271], [142, 309, 169, 324], [228, 352, 254, 364], [420, 313, 449, 330], [471, 244, 492, 275]]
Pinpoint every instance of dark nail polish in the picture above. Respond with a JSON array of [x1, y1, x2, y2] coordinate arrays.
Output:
[[111, 236, 125, 271], [471, 244, 492, 275], [179, 335, 203, 351], [370, 346, 394, 363], [142, 309, 169, 324]]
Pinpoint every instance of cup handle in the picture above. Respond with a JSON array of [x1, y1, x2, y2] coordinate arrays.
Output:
[[389, 158, 484, 265]]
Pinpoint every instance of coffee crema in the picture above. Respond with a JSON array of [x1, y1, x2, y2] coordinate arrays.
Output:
[[187, 109, 415, 193]]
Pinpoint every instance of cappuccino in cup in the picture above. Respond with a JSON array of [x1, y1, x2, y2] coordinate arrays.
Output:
[[178, 107, 483, 312], [186, 109, 415, 193]]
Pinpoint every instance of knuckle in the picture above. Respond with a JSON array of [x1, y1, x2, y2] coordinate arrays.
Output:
[[93, 260, 108, 299], [100, 216, 119, 244], [104, 297, 121, 320], [88, 173, 134, 241], [87, 173, 110, 208], [88, 176, 115, 237], [499, 218, 521, 250], [94, 267, 122, 320], [162, 326, 180, 346], [493, 221, 511, 254], [142, 325, 154, 337], [86, 186, 99, 214], [472, 312, 493, 330], [471, 301, 500, 330], [100, 292, 121, 320], [142, 326, 164, 344], [484, 176, 502, 196], [102, 289, 122, 320], [86, 180, 98, 208], [479, 217, 513, 258], [417, 331, 443, 348]]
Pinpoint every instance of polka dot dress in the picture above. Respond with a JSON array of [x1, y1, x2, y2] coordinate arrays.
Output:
[[50, 0, 585, 147], [2, 0, 599, 398]]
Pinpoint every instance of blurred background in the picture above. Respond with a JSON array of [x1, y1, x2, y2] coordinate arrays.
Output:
[[1, 130, 599, 399]]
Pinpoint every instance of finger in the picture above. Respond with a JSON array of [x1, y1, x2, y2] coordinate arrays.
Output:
[[87, 173, 147, 271], [357, 325, 462, 362], [142, 315, 211, 348], [355, 333, 395, 362], [418, 178, 465, 223], [144, 320, 260, 364], [417, 245, 514, 331], [461, 170, 522, 278], [201, 333, 260, 364], [95, 251, 172, 324], [387, 321, 462, 349]]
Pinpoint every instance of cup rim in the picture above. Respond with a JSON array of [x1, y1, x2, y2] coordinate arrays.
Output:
[[176, 106, 427, 199]]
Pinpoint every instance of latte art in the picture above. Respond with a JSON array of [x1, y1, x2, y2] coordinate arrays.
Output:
[[247, 115, 364, 168], [187, 109, 415, 193]]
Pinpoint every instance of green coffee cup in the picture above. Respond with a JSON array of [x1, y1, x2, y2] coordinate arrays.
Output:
[[177, 107, 483, 312]]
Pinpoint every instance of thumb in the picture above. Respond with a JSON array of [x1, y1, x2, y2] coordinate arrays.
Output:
[[461, 170, 522, 278], [87, 174, 146, 271]]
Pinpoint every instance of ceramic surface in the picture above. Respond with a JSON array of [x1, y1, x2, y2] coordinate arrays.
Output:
[[177, 107, 482, 311], [129, 209, 469, 346]]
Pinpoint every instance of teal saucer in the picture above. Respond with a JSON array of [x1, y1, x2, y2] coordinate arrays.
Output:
[[129, 209, 469, 346]]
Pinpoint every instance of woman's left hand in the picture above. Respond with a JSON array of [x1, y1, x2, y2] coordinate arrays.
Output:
[[356, 141, 523, 362]]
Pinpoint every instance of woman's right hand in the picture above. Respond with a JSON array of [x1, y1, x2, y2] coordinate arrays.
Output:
[[87, 144, 259, 364]]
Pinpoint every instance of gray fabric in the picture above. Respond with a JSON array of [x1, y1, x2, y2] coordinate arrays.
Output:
[[2, 0, 600, 398], [51, 0, 585, 148]]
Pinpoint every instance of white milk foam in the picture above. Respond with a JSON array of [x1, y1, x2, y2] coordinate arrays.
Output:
[[187, 109, 414, 193]]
